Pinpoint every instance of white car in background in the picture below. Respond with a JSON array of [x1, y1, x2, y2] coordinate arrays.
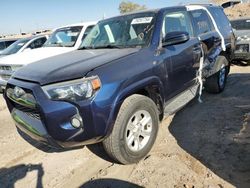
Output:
[[0, 22, 96, 92], [0, 35, 48, 57]]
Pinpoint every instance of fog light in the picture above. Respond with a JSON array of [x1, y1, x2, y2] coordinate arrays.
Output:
[[71, 115, 83, 128]]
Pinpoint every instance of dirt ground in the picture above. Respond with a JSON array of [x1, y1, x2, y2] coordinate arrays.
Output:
[[0, 65, 250, 188], [212, 1, 250, 19]]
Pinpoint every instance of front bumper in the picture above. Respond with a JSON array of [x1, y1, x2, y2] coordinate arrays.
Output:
[[234, 52, 250, 61], [5, 78, 112, 149], [11, 109, 62, 148]]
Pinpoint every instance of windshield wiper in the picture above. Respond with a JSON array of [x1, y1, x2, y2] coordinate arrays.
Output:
[[45, 43, 65, 47], [94, 45, 122, 49], [79, 45, 122, 50], [79, 46, 95, 50]]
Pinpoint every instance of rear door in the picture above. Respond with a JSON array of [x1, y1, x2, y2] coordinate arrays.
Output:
[[190, 9, 221, 65], [161, 9, 201, 98], [208, 6, 234, 49]]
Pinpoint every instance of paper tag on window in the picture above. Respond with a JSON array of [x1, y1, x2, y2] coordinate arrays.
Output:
[[131, 17, 153, 25], [67, 32, 79, 37], [247, 20, 250, 23]]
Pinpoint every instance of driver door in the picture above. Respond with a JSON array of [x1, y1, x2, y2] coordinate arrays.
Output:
[[161, 9, 201, 98]]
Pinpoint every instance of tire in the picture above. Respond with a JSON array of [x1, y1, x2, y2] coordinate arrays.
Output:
[[103, 94, 159, 164], [205, 56, 229, 94]]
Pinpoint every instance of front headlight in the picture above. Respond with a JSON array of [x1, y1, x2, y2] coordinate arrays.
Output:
[[42, 76, 101, 102]]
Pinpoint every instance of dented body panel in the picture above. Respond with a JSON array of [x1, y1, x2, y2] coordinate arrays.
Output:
[[4, 5, 235, 149]]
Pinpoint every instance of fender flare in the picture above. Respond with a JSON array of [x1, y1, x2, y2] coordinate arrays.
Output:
[[212, 55, 229, 74]]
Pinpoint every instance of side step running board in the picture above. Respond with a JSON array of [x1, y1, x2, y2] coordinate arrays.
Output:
[[164, 84, 199, 116]]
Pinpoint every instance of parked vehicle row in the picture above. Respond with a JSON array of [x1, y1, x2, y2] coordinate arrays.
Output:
[[0, 22, 96, 92], [0, 35, 48, 57], [230, 18, 250, 63], [3, 4, 235, 164]]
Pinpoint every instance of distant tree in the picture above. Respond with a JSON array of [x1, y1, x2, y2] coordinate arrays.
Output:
[[119, 1, 147, 14]]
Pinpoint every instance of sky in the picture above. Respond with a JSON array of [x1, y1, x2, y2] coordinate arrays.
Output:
[[0, 0, 209, 35]]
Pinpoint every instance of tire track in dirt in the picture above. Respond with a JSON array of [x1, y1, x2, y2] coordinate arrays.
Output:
[[1, 66, 250, 188]]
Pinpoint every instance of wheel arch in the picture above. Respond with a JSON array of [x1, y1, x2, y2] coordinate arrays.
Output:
[[104, 76, 165, 138], [212, 54, 230, 75]]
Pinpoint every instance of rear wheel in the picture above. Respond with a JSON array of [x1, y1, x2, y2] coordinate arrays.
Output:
[[103, 94, 159, 164], [205, 56, 229, 93]]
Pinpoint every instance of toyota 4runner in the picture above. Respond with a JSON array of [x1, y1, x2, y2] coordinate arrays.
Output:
[[4, 4, 235, 164]]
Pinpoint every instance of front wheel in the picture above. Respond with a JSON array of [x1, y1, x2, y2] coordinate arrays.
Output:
[[205, 56, 229, 93], [103, 94, 159, 164]]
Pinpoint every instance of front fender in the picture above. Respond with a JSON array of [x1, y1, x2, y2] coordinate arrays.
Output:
[[104, 76, 164, 137]]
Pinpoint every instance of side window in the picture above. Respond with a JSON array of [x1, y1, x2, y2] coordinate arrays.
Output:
[[82, 25, 94, 41], [0, 42, 5, 50], [190, 10, 214, 35], [210, 7, 230, 31], [162, 11, 193, 39], [5, 40, 16, 48], [28, 37, 47, 49]]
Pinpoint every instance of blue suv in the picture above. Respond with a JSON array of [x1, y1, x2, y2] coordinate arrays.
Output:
[[4, 5, 235, 164]]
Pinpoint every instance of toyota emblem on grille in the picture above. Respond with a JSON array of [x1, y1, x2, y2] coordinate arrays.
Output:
[[14, 86, 25, 98]]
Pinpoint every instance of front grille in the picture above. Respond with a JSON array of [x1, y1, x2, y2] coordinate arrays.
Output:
[[236, 44, 249, 53], [6, 85, 41, 120], [0, 66, 11, 71], [13, 103, 41, 120]]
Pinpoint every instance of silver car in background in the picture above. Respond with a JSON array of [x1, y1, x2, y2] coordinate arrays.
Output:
[[231, 18, 250, 63]]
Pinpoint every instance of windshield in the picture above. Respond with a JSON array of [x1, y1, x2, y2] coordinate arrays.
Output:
[[80, 12, 156, 49], [44, 26, 83, 47], [0, 38, 30, 55], [231, 19, 250, 30]]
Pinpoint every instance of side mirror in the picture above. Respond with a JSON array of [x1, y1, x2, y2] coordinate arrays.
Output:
[[162, 31, 190, 47]]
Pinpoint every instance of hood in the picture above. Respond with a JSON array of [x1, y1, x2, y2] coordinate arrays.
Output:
[[13, 48, 140, 85], [234, 30, 250, 39], [0, 47, 74, 66]]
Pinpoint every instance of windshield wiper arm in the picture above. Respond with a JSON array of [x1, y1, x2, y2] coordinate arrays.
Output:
[[79, 46, 94, 50], [79, 45, 122, 50], [94, 45, 122, 49]]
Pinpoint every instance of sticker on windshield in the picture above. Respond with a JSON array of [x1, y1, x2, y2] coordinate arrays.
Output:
[[247, 20, 250, 23], [17, 43, 25, 46], [67, 32, 79, 37], [131, 17, 153, 25]]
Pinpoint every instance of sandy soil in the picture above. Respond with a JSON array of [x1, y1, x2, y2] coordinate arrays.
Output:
[[0, 65, 250, 188], [212, 1, 250, 19]]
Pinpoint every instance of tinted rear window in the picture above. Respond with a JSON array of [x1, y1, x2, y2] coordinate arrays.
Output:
[[209, 7, 231, 31], [231, 19, 250, 30], [5, 40, 16, 47], [190, 9, 214, 35], [0, 42, 5, 50]]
